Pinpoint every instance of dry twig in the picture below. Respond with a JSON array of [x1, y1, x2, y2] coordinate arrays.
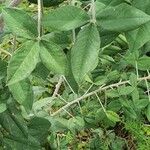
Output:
[[51, 75, 150, 116]]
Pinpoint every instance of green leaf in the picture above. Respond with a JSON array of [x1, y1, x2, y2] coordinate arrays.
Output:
[[0, 59, 7, 80], [32, 62, 50, 80], [125, 52, 139, 65], [107, 100, 122, 112], [28, 117, 51, 144], [71, 24, 100, 83], [42, 32, 71, 49], [137, 56, 150, 70], [135, 99, 149, 109], [99, 28, 119, 47], [0, 103, 6, 113], [126, 21, 150, 52], [96, 3, 150, 32], [0, 110, 41, 149], [119, 98, 132, 108], [129, 73, 137, 87], [40, 40, 68, 75], [94, 75, 106, 86], [146, 104, 150, 121], [0, 111, 27, 138], [28, 117, 51, 131], [132, 0, 150, 15], [118, 86, 134, 95], [3, 135, 41, 150], [97, 0, 124, 6], [107, 70, 120, 82], [106, 110, 120, 122], [47, 117, 69, 132], [95, 1, 106, 14], [106, 89, 119, 98], [43, 6, 89, 31], [120, 100, 138, 119], [131, 88, 139, 102], [7, 41, 39, 85], [65, 53, 79, 93], [2, 8, 37, 39], [9, 78, 34, 111], [33, 97, 55, 112], [67, 117, 85, 132], [100, 55, 115, 66]]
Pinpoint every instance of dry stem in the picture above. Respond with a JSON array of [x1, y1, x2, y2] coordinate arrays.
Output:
[[52, 76, 64, 97], [51, 75, 150, 116]]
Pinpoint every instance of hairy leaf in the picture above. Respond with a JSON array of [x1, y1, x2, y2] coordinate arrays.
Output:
[[126, 21, 150, 52], [106, 111, 120, 122], [42, 32, 71, 49], [132, 0, 150, 15], [71, 24, 100, 83], [40, 40, 68, 75], [0, 59, 7, 80], [28, 117, 51, 143], [97, 0, 124, 6], [9, 78, 34, 111], [137, 56, 150, 70], [118, 86, 134, 95], [97, 3, 150, 32], [0, 103, 6, 113], [2, 8, 37, 39], [43, 6, 89, 31], [135, 99, 149, 109], [7, 41, 39, 85]]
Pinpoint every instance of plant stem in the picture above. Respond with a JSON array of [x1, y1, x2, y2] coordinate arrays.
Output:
[[135, 61, 139, 79], [37, 0, 43, 39], [95, 93, 106, 113], [51, 75, 150, 116], [62, 75, 76, 94], [52, 76, 64, 97], [72, 30, 76, 44], [71, 0, 76, 43], [145, 78, 150, 102], [12, 35, 17, 51], [91, 0, 96, 23]]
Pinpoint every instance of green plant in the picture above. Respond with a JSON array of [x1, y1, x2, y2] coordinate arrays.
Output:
[[0, 0, 150, 149]]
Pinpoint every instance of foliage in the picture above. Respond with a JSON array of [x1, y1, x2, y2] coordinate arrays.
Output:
[[0, 0, 150, 149]]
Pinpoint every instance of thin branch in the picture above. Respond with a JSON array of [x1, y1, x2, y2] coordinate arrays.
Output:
[[91, 0, 96, 23], [37, 0, 42, 39], [56, 134, 61, 150], [0, 14, 4, 33], [77, 101, 83, 114], [62, 108, 74, 118], [12, 35, 17, 51], [145, 78, 150, 102], [71, 0, 76, 44], [83, 83, 94, 95], [56, 94, 68, 103], [62, 75, 76, 94], [51, 75, 150, 116], [104, 90, 107, 107], [72, 30, 76, 44], [135, 61, 139, 79], [95, 93, 106, 113], [52, 76, 64, 97]]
